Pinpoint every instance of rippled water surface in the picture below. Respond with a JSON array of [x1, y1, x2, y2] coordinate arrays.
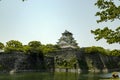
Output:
[[0, 72, 119, 80]]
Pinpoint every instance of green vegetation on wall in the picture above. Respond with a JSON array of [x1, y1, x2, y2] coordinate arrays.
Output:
[[85, 46, 120, 56], [55, 57, 77, 68]]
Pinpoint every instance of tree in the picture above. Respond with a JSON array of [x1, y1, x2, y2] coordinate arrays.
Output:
[[23, 45, 31, 53], [110, 49, 120, 56], [6, 40, 23, 48], [0, 42, 4, 50], [91, 27, 120, 44], [27, 41, 42, 54], [28, 41, 41, 48], [85, 46, 106, 54], [40, 44, 59, 55], [91, 0, 120, 44], [5, 40, 23, 53]]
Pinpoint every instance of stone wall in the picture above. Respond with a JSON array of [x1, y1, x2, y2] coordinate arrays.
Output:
[[49, 48, 78, 69], [0, 48, 120, 73], [49, 48, 120, 73], [0, 52, 54, 73], [76, 48, 120, 72]]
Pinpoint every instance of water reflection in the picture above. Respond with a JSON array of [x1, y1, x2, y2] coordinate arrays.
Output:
[[0, 72, 118, 80]]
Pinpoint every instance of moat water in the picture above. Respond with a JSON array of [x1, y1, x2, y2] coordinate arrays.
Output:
[[0, 72, 119, 80]]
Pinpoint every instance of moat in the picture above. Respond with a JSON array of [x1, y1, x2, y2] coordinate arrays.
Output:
[[0, 72, 116, 80]]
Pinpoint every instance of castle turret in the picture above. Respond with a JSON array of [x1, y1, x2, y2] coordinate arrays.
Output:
[[57, 30, 78, 48]]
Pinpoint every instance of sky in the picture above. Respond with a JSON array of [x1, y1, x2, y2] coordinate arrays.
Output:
[[0, 0, 119, 50]]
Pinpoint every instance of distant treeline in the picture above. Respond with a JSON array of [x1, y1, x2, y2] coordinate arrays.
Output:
[[0, 40, 60, 55], [0, 40, 120, 56]]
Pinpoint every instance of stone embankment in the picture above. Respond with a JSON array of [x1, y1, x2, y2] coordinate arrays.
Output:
[[0, 52, 54, 73], [0, 48, 120, 73]]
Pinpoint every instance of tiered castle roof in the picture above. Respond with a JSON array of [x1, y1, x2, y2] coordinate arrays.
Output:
[[57, 30, 78, 48]]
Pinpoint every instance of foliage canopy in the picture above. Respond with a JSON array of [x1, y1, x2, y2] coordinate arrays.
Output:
[[0, 42, 4, 50], [5, 40, 23, 53], [91, 0, 120, 44]]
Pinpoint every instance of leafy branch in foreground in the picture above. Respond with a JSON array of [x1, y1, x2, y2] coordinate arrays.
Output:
[[92, 0, 120, 45], [95, 0, 120, 23], [91, 27, 120, 44]]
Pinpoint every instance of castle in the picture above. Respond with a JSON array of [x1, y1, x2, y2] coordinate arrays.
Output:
[[0, 30, 120, 73], [57, 30, 78, 48]]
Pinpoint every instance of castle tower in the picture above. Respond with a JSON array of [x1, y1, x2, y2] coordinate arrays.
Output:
[[57, 30, 78, 48]]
